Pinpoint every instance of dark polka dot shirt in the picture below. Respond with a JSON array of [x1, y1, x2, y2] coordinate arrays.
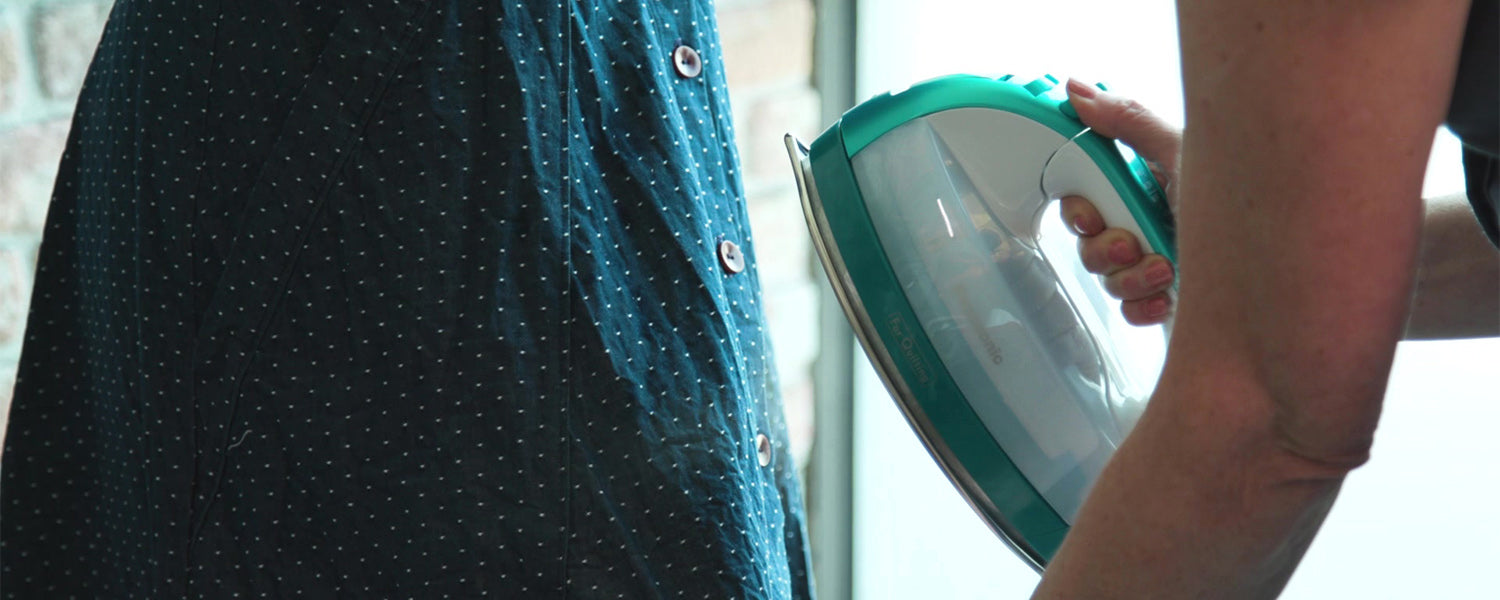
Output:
[[0, 1, 813, 598]]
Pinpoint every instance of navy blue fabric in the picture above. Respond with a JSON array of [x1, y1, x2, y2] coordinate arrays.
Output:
[[0, 1, 813, 598]]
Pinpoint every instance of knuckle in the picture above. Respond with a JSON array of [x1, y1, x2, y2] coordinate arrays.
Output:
[[1118, 98, 1150, 123], [1079, 240, 1107, 272], [1102, 273, 1125, 298], [1110, 266, 1149, 299], [1121, 300, 1160, 326]]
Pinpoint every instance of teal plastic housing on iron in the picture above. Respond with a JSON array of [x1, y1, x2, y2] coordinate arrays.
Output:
[[837, 75, 1175, 257], [787, 74, 1176, 569]]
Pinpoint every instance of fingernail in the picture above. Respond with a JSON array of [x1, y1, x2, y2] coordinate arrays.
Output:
[[1145, 297, 1171, 318], [1071, 215, 1092, 235], [1066, 78, 1097, 100], [1145, 264, 1174, 287], [1107, 241, 1134, 265]]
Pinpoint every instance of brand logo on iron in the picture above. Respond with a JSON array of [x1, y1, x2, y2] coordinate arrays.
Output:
[[979, 331, 1004, 366], [886, 313, 932, 385]]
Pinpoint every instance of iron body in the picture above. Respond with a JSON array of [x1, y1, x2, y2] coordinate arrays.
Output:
[[787, 74, 1176, 569]]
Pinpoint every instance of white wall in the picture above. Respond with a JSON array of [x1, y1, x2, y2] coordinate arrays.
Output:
[[851, 1, 1499, 598]]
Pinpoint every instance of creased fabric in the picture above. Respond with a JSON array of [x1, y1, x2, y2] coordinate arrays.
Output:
[[0, 1, 812, 598]]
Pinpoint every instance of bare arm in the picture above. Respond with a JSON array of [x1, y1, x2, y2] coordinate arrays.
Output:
[[1035, 1, 1473, 598], [1066, 135, 1500, 340], [1406, 193, 1500, 339]]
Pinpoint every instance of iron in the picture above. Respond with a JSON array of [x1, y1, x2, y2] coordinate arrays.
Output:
[[786, 74, 1177, 570]]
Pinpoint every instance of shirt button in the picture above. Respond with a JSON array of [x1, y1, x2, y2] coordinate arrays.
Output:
[[718, 240, 746, 274], [755, 433, 773, 467], [673, 45, 703, 79]]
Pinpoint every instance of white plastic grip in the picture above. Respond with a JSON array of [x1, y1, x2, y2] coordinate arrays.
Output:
[[1041, 141, 1160, 257]]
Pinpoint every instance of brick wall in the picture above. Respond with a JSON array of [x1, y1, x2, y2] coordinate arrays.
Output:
[[718, 0, 822, 469], [0, 0, 112, 438], [0, 0, 824, 469]]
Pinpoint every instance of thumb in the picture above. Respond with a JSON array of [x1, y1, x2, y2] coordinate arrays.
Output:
[[1065, 79, 1181, 174]]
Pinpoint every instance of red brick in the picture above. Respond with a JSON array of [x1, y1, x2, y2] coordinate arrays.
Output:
[[717, 0, 814, 91], [0, 119, 69, 233]]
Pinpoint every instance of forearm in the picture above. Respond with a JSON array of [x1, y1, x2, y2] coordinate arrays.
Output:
[[1035, 1, 1471, 597], [1405, 193, 1500, 340], [1033, 366, 1348, 599]]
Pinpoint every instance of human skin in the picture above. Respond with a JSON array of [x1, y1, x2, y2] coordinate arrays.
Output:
[[1061, 122, 1499, 339], [1031, 1, 1476, 598]]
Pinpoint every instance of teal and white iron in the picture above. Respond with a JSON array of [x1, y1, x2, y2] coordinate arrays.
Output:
[[785, 74, 1177, 570]]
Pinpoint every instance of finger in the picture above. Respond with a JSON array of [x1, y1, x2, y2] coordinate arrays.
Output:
[[1077, 227, 1143, 275], [1102, 255, 1176, 301], [1059, 196, 1104, 236], [1121, 292, 1173, 326], [1065, 79, 1181, 173]]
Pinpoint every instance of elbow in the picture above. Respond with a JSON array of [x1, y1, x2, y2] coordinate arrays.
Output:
[[1259, 353, 1391, 481], [1157, 356, 1386, 486], [1250, 378, 1384, 485], [1266, 416, 1374, 483]]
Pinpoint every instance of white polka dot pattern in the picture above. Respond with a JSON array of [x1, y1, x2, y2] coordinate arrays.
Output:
[[0, 1, 813, 598]]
